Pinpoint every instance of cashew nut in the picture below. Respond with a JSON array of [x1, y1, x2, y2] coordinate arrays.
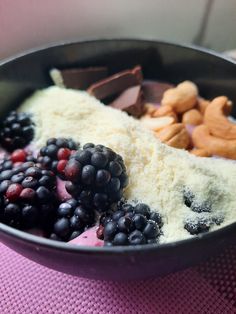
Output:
[[189, 148, 211, 157], [152, 105, 177, 121], [192, 124, 236, 159], [204, 96, 236, 140], [182, 109, 203, 125], [144, 103, 157, 115], [141, 116, 175, 131], [161, 81, 198, 113], [197, 97, 210, 114], [155, 123, 190, 149]]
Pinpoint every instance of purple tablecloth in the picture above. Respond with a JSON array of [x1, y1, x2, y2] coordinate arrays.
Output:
[[1, 242, 236, 313]]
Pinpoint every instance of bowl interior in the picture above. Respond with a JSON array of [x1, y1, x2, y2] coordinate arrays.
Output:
[[1, 39, 236, 116], [1, 39, 236, 280]]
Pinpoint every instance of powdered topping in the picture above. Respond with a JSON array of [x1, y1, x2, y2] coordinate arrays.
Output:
[[18, 86, 236, 243]]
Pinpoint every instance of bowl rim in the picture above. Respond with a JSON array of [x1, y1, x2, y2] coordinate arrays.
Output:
[[0, 37, 236, 254], [0, 37, 235, 67]]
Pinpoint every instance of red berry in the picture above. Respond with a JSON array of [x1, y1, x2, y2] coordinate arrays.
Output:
[[11, 149, 27, 163], [57, 160, 67, 173], [96, 225, 104, 240], [6, 183, 23, 201], [64, 160, 81, 181], [20, 188, 36, 201], [57, 148, 71, 160]]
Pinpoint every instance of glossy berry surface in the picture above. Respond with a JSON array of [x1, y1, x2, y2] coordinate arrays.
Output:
[[0, 153, 57, 230], [11, 149, 27, 163], [97, 201, 163, 246], [0, 111, 34, 151], [38, 137, 79, 178], [64, 143, 129, 212], [50, 199, 95, 241]]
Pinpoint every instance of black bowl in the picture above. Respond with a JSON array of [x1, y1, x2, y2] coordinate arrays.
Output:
[[1, 39, 236, 281]]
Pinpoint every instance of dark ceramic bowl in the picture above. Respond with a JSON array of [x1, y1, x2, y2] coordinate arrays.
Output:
[[0, 39, 236, 281]]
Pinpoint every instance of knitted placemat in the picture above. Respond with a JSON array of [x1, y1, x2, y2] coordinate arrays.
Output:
[[0, 242, 236, 314]]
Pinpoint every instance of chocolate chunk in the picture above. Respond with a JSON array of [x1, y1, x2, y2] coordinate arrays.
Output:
[[50, 67, 108, 90], [142, 81, 174, 103], [87, 66, 143, 100], [109, 85, 144, 118]]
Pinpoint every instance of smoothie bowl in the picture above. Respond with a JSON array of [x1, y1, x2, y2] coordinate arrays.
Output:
[[0, 39, 236, 281]]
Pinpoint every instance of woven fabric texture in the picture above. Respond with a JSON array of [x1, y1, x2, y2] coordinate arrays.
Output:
[[0, 243, 236, 314]]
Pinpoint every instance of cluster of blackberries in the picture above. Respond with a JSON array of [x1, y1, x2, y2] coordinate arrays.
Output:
[[97, 201, 163, 246], [50, 199, 95, 241], [0, 156, 57, 230], [0, 123, 165, 247], [64, 143, 129, 212], [0, 111, 34, 151], [0, 139, 130, 244], [38, 137, 79, 178]]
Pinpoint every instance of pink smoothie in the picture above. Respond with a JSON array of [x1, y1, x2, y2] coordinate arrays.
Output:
[[69, 226, 104, 247], [56, 177, 71, 201]]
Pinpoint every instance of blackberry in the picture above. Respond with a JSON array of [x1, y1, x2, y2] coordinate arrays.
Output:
[[190, 201, 211, 213], [38, 137, 79, 178], [0, 111, 34, 151], [183, 187, 195, 208], [97, 201, 163, 246], [0, 158, 13, 173], [49, 199, 95, 241], [64, 143, 129, 212], [183, 187, 211, 213], [0, 157, 57, 230], [0, 150, 36, 173], [184, 214, 224, 235]]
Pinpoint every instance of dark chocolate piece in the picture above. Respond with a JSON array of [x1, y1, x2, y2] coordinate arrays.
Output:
[[109, 85, 144, 118], [142, 81, 174, 103], [60, 67, 108, 90], [87, 66, 143, 100]]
